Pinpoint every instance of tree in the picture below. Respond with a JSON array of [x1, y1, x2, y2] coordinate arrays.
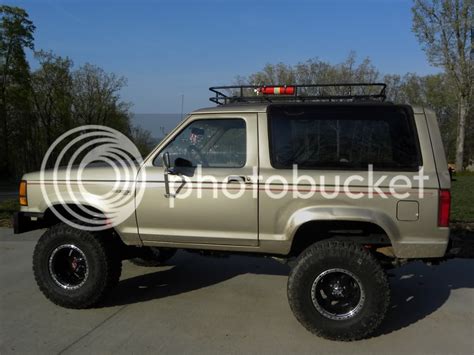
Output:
[[240, 52, 380, 86], [385, 72, 459, 159], [71, 63, 130, 132], [0, 6, 35, 177], [412, 0, 473, 170], [238, 54, 465, 162], [31, 51, 73, 149], [130, 125, 156, 157]]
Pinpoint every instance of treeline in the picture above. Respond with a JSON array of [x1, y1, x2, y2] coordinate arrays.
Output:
[[0, 6, 154, 180], [1, 2, 472, 181], [236, 53, 473, 165], [239, 0, 472, 170]]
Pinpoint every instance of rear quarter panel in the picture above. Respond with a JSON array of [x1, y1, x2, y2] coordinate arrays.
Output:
[[257, 107, 449, 258]]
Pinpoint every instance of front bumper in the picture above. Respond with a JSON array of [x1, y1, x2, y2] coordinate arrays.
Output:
[[13, 212, 45, 234]]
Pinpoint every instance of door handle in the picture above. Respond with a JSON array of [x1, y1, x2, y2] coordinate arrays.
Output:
[[227, 175, 246, 183]]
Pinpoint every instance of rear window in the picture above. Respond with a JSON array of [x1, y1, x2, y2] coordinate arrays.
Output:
[[268, 105, 422, 171]]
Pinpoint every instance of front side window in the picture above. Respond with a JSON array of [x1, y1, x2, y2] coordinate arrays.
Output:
[[154, 119, 246, 168], [268, 105, 421, 171]]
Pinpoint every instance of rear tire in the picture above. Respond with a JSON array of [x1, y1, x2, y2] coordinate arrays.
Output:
[[130, 247, 177, 267], [287, 241, 390, 341], [33, 223, 122, 309]]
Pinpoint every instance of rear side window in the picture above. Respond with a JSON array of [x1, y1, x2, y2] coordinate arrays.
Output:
[[268, 105, 421, 171]]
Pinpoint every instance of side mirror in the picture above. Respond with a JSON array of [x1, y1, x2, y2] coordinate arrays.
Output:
[[163, 152, 171, 170], [175, 157, 192, 168]]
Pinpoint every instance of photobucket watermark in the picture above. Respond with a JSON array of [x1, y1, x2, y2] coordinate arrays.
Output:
[[38, 125, 431, 225], [39, 125, 146, 231], [165, 164, 430, 208]]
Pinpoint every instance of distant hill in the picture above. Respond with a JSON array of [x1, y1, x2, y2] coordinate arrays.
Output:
[[131, 113, 184, 140]]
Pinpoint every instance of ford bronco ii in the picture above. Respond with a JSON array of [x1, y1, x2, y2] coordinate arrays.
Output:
[[13, 84, 468, 341]]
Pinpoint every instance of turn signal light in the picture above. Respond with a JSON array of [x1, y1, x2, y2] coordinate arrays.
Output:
[[19, 180, 28, 206]]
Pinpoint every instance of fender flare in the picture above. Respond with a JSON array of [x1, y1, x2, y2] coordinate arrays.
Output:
[[285, 206, 400, 245]]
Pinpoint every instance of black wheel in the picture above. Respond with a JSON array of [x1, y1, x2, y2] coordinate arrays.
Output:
[[33, 223, 122, 309], [287, 241, 390, 341], [130, 247, 177, 267]]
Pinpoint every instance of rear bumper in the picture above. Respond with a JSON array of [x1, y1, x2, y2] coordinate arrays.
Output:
[[13, 212, 45, 234]]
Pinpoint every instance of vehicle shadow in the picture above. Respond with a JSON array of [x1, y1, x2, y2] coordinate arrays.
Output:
[[376, 258, 474, 336], [103, 252, 474, 338], [103, 251, 290, 307]]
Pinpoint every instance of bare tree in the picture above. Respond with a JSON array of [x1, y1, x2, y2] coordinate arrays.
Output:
[[412, 0, 473, 170]]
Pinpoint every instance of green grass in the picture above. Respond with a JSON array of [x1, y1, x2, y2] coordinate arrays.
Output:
[[0, 199, 19, 227], [451, 175, 474, 223]]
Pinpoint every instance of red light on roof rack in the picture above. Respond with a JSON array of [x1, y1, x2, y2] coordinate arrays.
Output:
[[257, 86, 295, 95]]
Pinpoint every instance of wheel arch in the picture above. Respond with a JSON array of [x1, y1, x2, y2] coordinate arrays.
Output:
[[42, 203, 129, 246], [286, 207, 399, 256]]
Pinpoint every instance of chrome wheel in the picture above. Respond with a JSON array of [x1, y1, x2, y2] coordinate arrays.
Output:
[[48, 244, 89, 290], [311, 268, 365, 320]]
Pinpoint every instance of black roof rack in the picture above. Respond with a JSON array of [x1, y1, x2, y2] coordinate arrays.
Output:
[[209, 83, 387, 105]]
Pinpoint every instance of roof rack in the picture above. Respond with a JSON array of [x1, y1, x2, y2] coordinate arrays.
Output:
[[209, 83, 387, 105]]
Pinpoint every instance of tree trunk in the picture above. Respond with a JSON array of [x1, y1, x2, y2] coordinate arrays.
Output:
[[455, 95, 468, 171]]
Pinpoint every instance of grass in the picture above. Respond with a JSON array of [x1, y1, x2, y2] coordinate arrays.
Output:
[[450, 175, 474, 223], [0, 199, 19, 227], [0, 175, 473, 228]]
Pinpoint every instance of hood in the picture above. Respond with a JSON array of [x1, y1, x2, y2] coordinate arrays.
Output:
[[22, 162, 139, 182]]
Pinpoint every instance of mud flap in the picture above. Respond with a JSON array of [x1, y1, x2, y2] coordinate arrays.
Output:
[[445, 230, 474, 259]]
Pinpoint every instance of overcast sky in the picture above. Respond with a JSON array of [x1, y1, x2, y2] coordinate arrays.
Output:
[[11, 0, 439, 115]]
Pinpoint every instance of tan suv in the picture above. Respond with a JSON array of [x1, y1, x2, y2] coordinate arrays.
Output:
[[14, 84, 461, 341]]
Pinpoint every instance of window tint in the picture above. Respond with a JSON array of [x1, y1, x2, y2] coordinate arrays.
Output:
[[268, 105, 421, 170], [154, 119, 246, 168]]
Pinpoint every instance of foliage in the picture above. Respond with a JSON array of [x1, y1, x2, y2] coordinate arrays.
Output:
[[237, 53, 472, 163], [0, 5, 35, 178], [0, 198, 18, 226], [0, 7, 154, 179], [412, 0, 473, 170], [130, 125, 157, 157], [451, 175, 474, 222]]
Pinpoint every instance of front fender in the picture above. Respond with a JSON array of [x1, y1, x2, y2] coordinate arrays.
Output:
[[22, 181, 141, 245]]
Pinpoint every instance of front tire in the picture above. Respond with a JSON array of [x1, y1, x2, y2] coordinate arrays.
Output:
[[33, 223, 122, 309], [287, 241, 390, 341]]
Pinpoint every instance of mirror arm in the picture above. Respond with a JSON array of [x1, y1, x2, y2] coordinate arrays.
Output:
[[164, 167, 182, 198], [164, 169, 172, 198]]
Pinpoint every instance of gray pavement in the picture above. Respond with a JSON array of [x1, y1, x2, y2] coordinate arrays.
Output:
[[1, 227, 473, 354]]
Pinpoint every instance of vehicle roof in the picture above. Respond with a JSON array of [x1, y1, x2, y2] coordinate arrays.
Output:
[[191, 102, 423, 115]]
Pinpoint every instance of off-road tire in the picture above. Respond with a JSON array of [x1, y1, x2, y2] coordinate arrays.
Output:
[[287, 241, 390, 341], [33, 223, 122, 309], [130, 247, 177, 267]]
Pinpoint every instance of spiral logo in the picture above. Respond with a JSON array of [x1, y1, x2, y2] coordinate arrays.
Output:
[[40, 125, 146, 231]]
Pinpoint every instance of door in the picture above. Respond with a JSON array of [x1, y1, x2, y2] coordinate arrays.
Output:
[[135, 113, 259, 246]]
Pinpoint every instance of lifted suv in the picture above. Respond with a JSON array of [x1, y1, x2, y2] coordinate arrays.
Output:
[[14, 84, 466, 341]]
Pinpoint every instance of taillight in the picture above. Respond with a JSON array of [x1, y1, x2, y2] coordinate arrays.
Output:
[[19, 180, 28, 206], [438, 189, 450, 227]]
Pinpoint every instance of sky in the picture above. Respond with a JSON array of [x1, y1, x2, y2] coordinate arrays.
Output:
[[9, 0, 440, 116]]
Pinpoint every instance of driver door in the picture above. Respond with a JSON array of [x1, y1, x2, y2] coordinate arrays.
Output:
[[135, 113, 258, 247]]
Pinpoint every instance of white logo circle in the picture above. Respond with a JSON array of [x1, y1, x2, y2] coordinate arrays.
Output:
[[40, 125, 146, 231]]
